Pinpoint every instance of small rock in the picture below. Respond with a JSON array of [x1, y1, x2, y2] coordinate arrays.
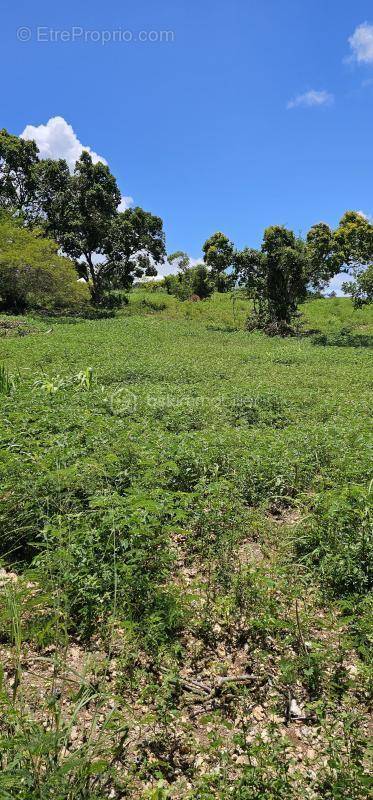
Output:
[[235, 754, 249, 765], [290, 698, 303, 718], [252, 705, 265, 721]]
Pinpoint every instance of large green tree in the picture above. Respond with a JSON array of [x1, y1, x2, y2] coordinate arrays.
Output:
[[0, 130, 166, 303], [342, 264, 373, 307], [307, 212, 373, 278], [334, 211, 373, 269], [306, 222, 339, 284], [235, 213, 373, 331], [43, 153, 165, 301]]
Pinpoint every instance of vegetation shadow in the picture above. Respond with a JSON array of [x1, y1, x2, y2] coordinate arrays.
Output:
[[312, 331, 373, 348]]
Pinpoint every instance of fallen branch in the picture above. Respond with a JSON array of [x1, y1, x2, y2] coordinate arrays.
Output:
[[159, 668, 262, 699], [216, 674, 260, 687]]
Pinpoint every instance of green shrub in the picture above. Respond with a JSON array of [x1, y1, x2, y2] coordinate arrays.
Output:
[[97, 291, 128, 310], [0, 215, 90, 312], [164, 264, 213, 301], [140, 298, 167, 312], [33, 490, 184, 644], [295, 485, 373, 597]]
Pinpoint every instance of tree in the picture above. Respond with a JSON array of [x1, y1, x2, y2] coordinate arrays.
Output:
[[0, 130, 167, 304], [0, 129, 40, 222], [168, 251, 191, 274], [202, 232, 235, 291], [342, 264, 373, 307], [0, 213, 89, 312], [235, 214, 373, 332], [164, 257, 213, 300], [262, 226, 309, 323], [335, 212, 373, 307], [35, 158, 72, 239], [307, 212, 373, 309], [234, 246, 267, 315], [235, 226, 311, 330], [334, 211, 373, 270], [190, 263, 214, 299], [44, 153, 166, 302], [101, 207, 164, 290], [306, 222, 339, 284], [44, 151, 120, 301]]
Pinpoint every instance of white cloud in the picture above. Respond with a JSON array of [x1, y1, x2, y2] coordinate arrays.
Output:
[[20, 116, 133, 211], [348, 22, 373, 64], [287, 90, 334, 109], [21, 116, 107, 170], [155, 255, 202, 278], [118, 195, 134, 212]]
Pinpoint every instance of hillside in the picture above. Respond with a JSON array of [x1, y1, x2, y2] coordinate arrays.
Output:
[[0, 295, 372, 799]]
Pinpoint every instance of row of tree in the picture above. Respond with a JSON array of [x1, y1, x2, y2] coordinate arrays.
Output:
[[1, 127, 372, 323], [165, 216, 372, 329]]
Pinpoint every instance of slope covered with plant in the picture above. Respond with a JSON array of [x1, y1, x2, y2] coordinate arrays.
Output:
[[0, 294, 371, 798]]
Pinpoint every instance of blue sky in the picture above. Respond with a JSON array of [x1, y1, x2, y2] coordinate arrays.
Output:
[[2, 1, 373, 287]]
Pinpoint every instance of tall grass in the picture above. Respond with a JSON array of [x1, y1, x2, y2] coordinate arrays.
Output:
[[0, 364, 15, 396]]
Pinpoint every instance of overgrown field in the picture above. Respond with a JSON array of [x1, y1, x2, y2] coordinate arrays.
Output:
[[0, 295, 372, 799]]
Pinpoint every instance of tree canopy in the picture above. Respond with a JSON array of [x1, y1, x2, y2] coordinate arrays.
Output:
[[1, 129, 372, 321]]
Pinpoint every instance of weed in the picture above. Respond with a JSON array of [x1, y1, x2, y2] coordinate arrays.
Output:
[[0, 364, 15, 396]]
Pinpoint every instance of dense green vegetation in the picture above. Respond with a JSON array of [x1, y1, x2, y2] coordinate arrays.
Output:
[[0, 293, 372, 798], [0, 214, 90, 313]]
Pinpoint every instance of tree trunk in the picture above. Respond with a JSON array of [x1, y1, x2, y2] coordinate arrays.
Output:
[[85, 254, 102, 304]]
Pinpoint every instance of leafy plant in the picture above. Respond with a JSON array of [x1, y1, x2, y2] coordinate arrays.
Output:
[[75, 367, 94, 391], [295, 485, 373, 598], [0, 364, 15, 395]]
